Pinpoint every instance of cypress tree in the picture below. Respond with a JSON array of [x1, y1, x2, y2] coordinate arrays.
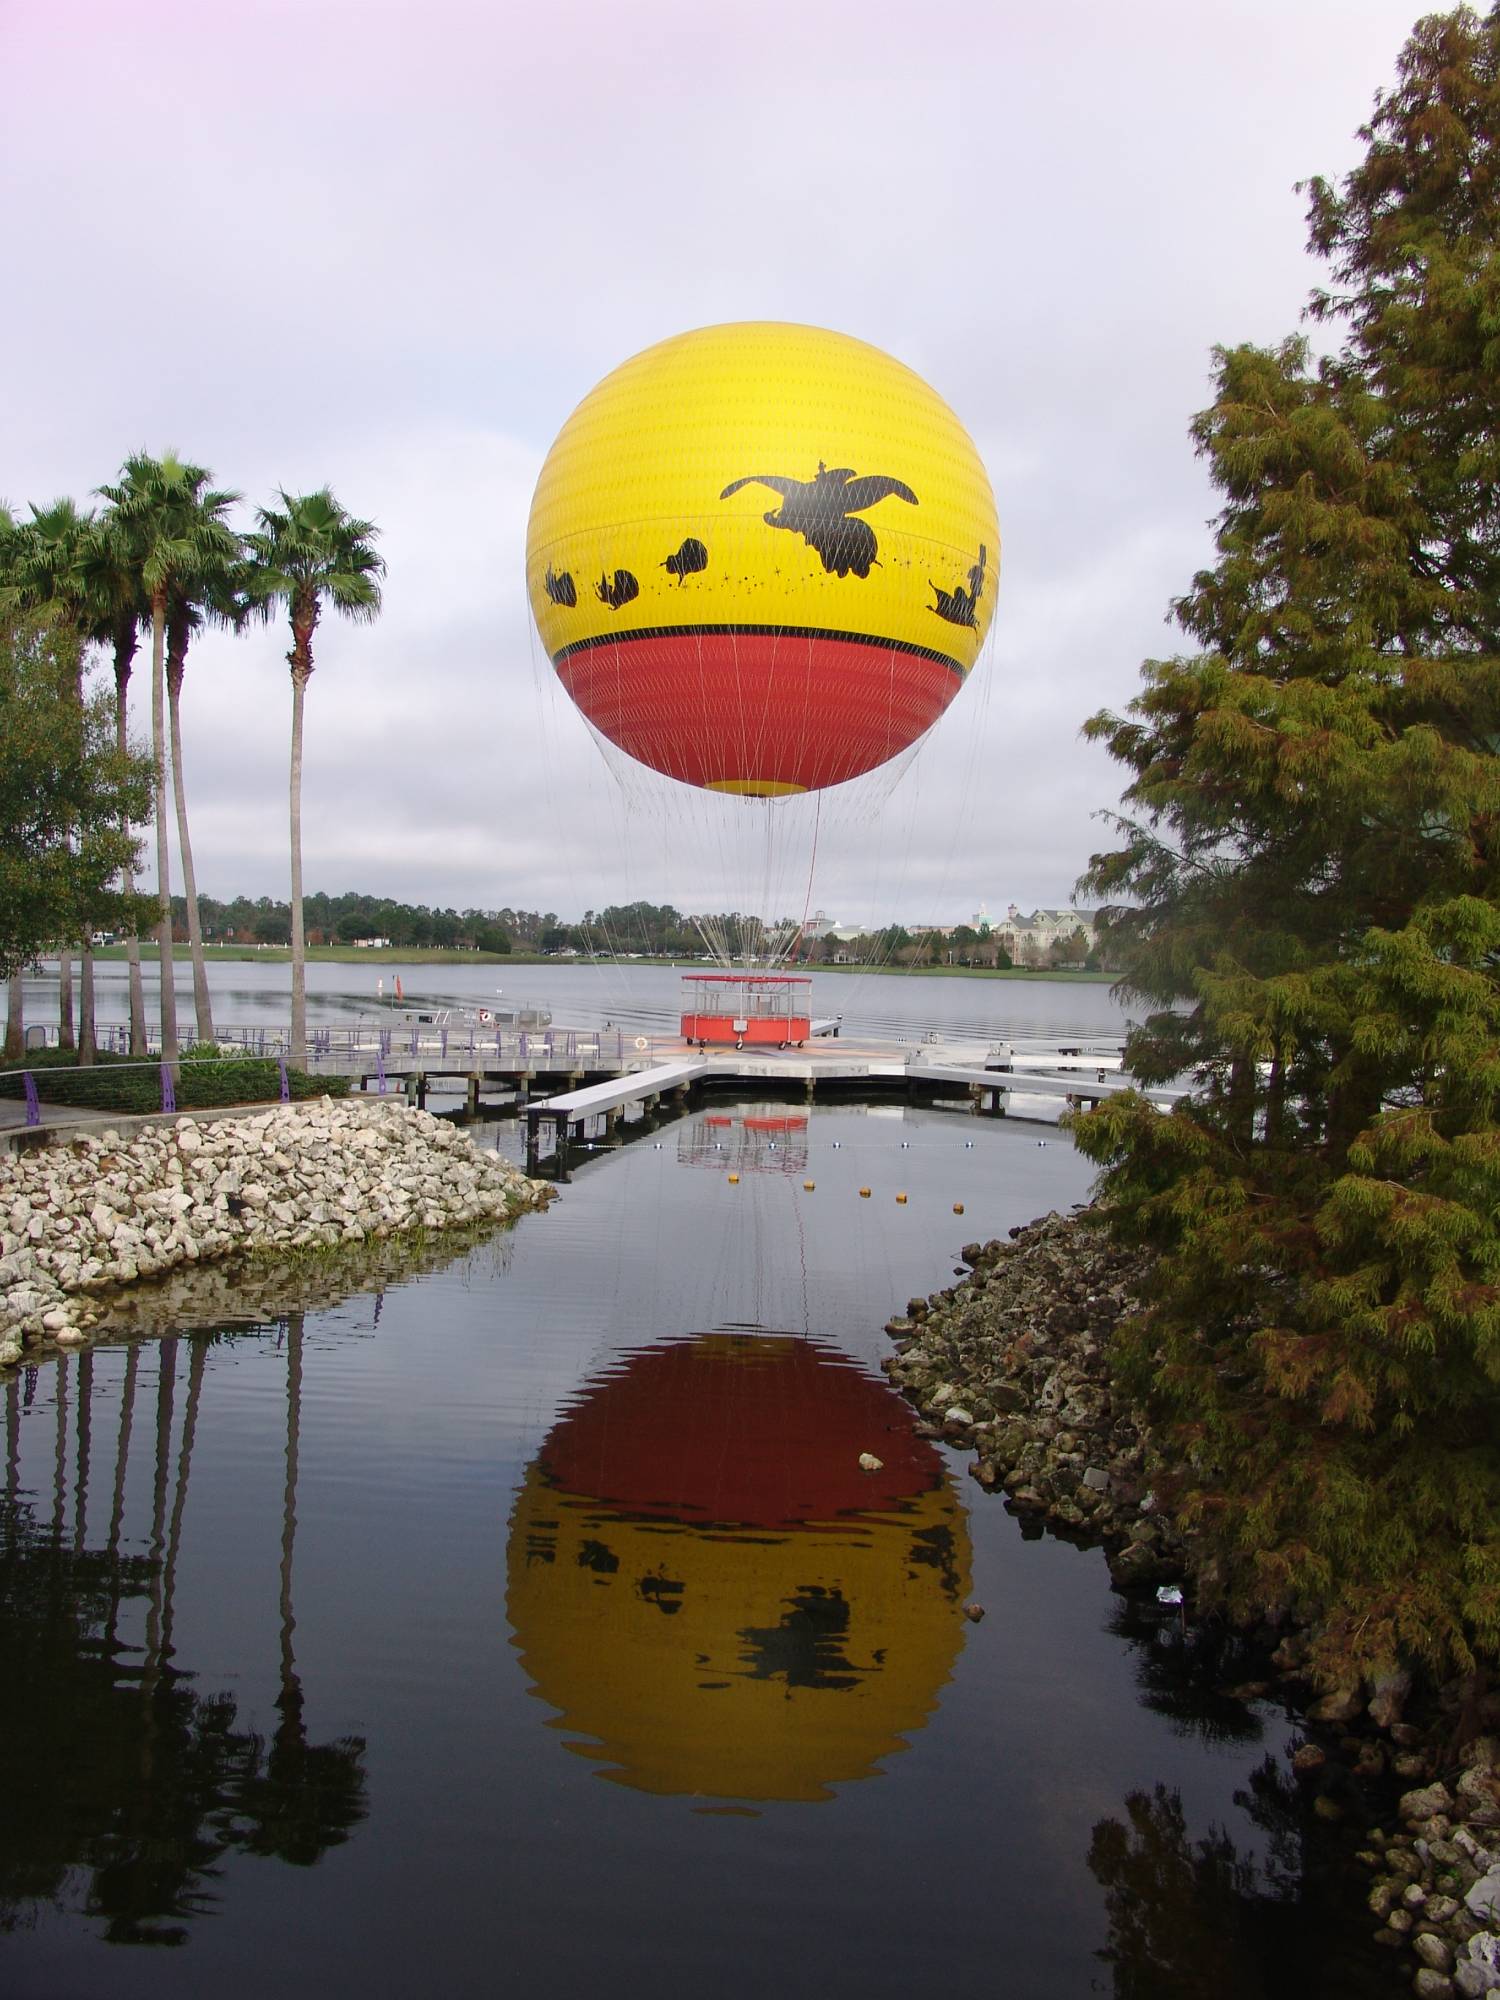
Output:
[[1076, 5, 1500, 1685]]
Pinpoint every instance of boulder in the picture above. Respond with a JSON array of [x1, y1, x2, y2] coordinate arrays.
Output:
[[1404, 1784, 1458, 1823], [1464, 1867, 1500, 1924]]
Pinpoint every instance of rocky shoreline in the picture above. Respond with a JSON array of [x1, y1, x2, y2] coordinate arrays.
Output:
[[880, 1208, 1500, 1997], [0, 1097, 551, 1362]]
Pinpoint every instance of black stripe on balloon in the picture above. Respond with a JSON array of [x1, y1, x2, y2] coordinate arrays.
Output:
[[550, 624, 968, 679]]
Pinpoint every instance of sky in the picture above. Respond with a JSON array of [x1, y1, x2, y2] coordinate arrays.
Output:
[[4, 0, 1435, 930]]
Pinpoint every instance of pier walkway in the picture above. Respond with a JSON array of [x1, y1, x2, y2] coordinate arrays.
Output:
[[0, 1026, 1186, 1154]]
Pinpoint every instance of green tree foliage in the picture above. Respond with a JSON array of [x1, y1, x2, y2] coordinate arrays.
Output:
[[0, 613, 153, 980], [1075, 5, 1500, 1683]]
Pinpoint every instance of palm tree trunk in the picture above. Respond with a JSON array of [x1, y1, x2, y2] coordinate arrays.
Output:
[[74, 1349, 93, 1553], [105, 1343, 139, 1656], [115, 655, 148, 1058], [79, 941, 96, 1064], [4, 971, 24, 1061], [289, 668, 309, 1069], [143, 1337, 177, 1698], [167, 659, 214, 1044], [160, 1337, 205, 1669], [57, 949, 75, 1050], [150, 594, 179, 1067], [279, 1312, 303, 1711], [53, 1353, 69, 1535]]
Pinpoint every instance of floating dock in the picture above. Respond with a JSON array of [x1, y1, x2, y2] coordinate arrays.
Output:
[[1, 1023, 1184, 1158]]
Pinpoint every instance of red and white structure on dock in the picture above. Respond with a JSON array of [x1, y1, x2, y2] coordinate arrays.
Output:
[[679, 972, 813, 1050]]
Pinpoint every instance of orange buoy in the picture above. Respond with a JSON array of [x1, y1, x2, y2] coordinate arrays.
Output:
[[728, 1173, 740, 1184], [953, 1203, 965, 1215], [859, 1187, 871, 1198], [896, 1193, 908, 1204], [803, 1180, 815, 1192]]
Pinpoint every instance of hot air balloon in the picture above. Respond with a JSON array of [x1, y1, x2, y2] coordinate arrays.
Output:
[[526, 323, 1000, 801]]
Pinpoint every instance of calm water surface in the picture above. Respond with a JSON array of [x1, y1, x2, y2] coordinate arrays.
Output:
[[31, 957, 1135, 1048], [2, 1090, 1393, 1997]]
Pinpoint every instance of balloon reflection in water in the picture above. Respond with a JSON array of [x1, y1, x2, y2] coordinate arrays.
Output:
[[506, 1332, 972, 1803]]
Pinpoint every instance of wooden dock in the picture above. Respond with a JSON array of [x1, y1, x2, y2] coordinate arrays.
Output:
[[3, 1023, 1183, 1157]]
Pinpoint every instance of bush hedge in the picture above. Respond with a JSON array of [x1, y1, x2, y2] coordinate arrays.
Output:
[[0, 1045, 350, 1114]]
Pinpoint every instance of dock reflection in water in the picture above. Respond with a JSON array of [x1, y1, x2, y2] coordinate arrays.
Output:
[[507, 1330, 970, 1802]]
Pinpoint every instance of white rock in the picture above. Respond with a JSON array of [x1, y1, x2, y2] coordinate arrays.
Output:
[[1464, 1866, 1500, 1923]]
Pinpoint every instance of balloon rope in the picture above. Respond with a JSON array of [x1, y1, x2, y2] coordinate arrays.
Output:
[[791, 789, 823, 964]]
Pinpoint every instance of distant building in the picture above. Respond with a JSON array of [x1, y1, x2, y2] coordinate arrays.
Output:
[[968, 904, 1099, 963]]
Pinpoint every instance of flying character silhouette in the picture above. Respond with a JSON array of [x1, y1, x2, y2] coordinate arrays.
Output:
[[661, 536, 709, 584], [544, 564, 578, 608], [594, 568, 640, 610], [719, 461, 918, 578], [929, 544, 988, 629]]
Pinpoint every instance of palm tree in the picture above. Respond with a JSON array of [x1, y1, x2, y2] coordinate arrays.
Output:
[[80, 515, 151, 1056], [0, 507, 24, 1062], [245, 491, 384, 1068], [9, 499, 106, 1056], [98, 455, 241, 1066], [164, 552, 247, 1045]]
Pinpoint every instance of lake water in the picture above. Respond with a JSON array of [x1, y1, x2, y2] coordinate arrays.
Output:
[[28, 956, 1135, 1048], [2, 974, 1394, 1996]]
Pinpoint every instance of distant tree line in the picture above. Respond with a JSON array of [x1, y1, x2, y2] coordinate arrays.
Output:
[[173, 892, 515, 954]]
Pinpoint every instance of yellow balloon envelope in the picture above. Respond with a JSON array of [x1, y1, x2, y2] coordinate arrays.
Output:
[[527, 323, 1000, 797]]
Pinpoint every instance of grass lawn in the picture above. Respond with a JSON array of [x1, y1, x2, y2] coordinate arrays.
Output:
[[91, 944, 516, 965]]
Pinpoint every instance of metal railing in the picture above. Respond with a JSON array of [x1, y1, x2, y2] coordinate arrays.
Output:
[[0, 1054, 297, 1128], [16, 1024, 633, 1067], [1, 1029, 639, 1131]]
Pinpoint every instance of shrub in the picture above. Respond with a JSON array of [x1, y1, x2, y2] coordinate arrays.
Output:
[[0, 1047, 349, 1114]]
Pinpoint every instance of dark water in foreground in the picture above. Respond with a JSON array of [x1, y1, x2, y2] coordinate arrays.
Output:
[[1, 1104, 1393, 1998]]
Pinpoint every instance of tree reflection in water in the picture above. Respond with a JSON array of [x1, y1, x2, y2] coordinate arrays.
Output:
[[0, 1329, 368, 1946], [1089, 1608, 1393, 1999]]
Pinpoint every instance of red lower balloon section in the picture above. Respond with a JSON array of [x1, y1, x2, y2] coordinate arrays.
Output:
[[554, 628, 965, 794], [538, 1334, 941, 1528]]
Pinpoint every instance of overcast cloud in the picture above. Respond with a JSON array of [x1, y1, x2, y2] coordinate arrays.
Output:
[[3, 0, 1429, 927]]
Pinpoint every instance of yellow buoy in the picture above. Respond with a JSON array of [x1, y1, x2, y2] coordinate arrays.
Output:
[[859, 1187, 872, 1198], [896, 1193, 908, 1204], [803, 1180, 815, 1192], [953, 1203, 965, 1215], [728, 1173, 739, 1184]]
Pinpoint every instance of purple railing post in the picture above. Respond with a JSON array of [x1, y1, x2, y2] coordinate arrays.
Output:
[[376, 1047, 387, 1096], [160, 1063, 176, 1115], [278, 1059, 291, 1103], [23, 1072, 40, 1128]]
